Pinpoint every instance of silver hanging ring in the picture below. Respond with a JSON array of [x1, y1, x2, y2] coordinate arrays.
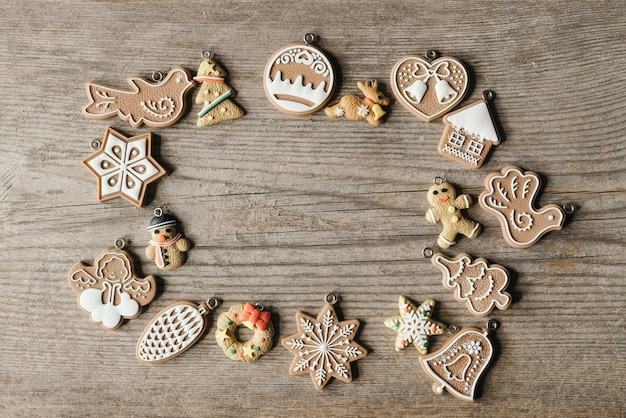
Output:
[[90, 140, 101, 150], [447, 325, 458, 334], [482, 90, 496, 101], [422, 247, 434, 258], [304, 33, 317, 44], [563, 203, 576, 215], [486, 319, 499, 331], [434, 176, 444, 185], [325, 293, 338, 305], [207, 297, 219, 309], [151, 71, 164, 82], [153, 207, 163, 217], [114, 238, 126, 250], [254, 302, 265, 312], [201, 50, 211, 59], [425, 50, 438, 60]]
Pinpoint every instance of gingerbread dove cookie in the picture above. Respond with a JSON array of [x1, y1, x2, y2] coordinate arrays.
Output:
[[479, 165, 565, 249], [83, 67, 194, 128]]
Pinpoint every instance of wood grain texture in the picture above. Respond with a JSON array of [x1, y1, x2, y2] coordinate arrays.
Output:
[[1, 1, 624, 416]]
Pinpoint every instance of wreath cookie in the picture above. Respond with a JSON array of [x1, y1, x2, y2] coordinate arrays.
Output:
[[215, 302, 274, 362]]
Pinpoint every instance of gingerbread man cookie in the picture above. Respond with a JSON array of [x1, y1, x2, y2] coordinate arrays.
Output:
[[426, 181, 481, 248], [479, 165, 565, 249]]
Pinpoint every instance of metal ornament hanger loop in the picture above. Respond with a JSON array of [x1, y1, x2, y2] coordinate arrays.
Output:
[[304, 33, 317, 45], [114, 238, 126, 250], [434, 176, 444, 185], [425, 50, 438, 61], [482, 90, 496, 101], [151, 71, 164, 82], [563, 203, 576, 215], [201, 50, 212, 59], [422, 247, 434, 259], [90, 139, 101, 150], [153, 207, 163, 217], [325, 293, 338, 305]]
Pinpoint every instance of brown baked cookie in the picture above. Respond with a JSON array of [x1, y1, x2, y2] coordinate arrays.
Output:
[[324, 80, 390, 126], [391, 53, 469, 122], [193, 55, 244, 127], [426, 182, 481, 248], [479, 165, 565, 249], [264, 35, 335, 116], [68, 246, 157, 330], [431, 252, 511, 316], [83, 67, 194, 128]]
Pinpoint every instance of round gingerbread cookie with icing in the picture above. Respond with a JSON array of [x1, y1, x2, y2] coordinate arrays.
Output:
[[264, 34, 335, 116]]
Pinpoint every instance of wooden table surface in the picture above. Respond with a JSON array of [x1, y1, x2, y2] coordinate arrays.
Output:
[[1, 1, 624, 416]]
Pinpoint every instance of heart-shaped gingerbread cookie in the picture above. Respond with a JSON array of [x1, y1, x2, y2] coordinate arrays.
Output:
[[390, 55, 469, 122]]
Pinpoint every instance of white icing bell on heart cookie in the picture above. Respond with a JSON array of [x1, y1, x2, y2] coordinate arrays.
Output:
[[264, 33, 336, 116]]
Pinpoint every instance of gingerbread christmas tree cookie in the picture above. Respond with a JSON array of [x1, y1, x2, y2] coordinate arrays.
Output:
[[431, 252, 511, 316], [193, 52, 244, 127]]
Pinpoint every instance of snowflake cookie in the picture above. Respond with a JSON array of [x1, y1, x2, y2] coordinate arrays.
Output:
[[384, 296, 447, 354], [281, 295, 368, 390], [83, 127, 167, 207]]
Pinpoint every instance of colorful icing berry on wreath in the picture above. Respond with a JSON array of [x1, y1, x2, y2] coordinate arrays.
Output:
[[324, 80, 390, 126], [215, 302, 274, 362], [426, 180, 481, 249], [145, 208, 191, 271], [193, 51, 244, 127]]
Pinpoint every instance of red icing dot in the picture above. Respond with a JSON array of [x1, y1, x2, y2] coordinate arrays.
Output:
[[403, 306, 409, 313], [260, 338, 265, 343], [238, 351, 243, 357], [232, 313, 237, 317], [400, 339, 407, 346]]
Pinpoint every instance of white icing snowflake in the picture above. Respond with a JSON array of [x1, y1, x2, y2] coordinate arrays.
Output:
[[357, 104, 370, 117], [463, 340, 482, 355], [334, 107, 345, 117], [83, 128, 166, 206], [384, 296, 446, 354], [282, 304, 367, 390]]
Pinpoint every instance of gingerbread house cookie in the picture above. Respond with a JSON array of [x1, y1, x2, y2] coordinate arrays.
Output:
[[439, 97, 500, 169]]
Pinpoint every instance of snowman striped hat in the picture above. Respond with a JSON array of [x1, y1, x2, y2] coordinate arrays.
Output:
[[147, 213, 177, 231]]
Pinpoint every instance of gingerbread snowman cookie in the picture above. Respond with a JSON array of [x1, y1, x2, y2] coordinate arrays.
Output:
[[426, 181, 481, 248], [145, 209, 191, 271]]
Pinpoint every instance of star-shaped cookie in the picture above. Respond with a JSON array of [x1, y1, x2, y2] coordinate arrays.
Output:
[[83, 127, 167, 207], [281, 301, 368, 390], [384, 296, 447, 354]]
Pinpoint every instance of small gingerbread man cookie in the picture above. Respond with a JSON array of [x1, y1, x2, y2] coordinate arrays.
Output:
[[426, 181, 481, 248]]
